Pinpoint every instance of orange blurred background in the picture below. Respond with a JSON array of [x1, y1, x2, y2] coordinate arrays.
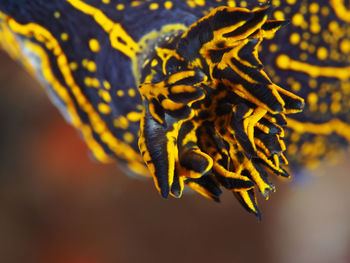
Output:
[[0, 51, 349, 263]]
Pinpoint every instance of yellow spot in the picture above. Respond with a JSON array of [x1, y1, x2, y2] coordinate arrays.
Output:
[[123, 132, 134, 143], [302, 32, 310, 40], [195, 0, 205, 5], [330, 102, 341, 114], [269, 44, 278, 53], [309, 78, 317, 89], [186, 0, 195, 8], [321, 6, 330, 16], [307, 92, 318, 105], [287, 144, 298, 155], [117, 90, 124, 97], [82, 59, 88, 67], [98, 103, 111, 114], [291, 81, 301, 92], [85, 77, 100, 88], [308, 45, 316, 54], [286, 0, 296, 4], [300, 41, 308, 50], [274, 10, 284, 20], [272, 0, 280, 6], [289, 32, 300, 45], [276, 54, 290, 69], [151, 59, 158, 67], [300, 4, 307, 14], [290, 132, 300, 143], [103, 80, 111, 90], [149, 3, 159, 10], [329, 21, 339, 32], [131, 1, 141, 6], [99, 90, 112, 102], [89, 38, 100, 52], [114, 116, 129, 129], [128, 88, 136, 97], [87, 61, 97, 72], [272, 75, 280, 83], [116, 4, 125, 10], [54, 11, 61, 19], [286, 77, 294, 85], [69, 62, 78, 71], [292, 13, 304, 27], [84, 77, 92, 86], [317, 46, 328, 60], [309, 3, 319, 13], [340, 39, 350, 54], [240, 1, 247, 7], [227, 0, 236, 7], [102, 0, 110, 3], [91, 78, 100, 88], [126, 111, 142, 122], [60, 32, 69, 41], [164, 1, 173, 9], [310, 22, 321, 34], [299, 52, 308, 61], [332, 91, 341, 101]]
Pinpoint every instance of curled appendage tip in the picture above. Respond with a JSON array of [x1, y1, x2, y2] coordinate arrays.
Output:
[[138, 6, 304, 217]]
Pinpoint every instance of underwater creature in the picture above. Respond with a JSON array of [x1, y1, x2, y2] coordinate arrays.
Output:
[[0, 0, 349, 219]]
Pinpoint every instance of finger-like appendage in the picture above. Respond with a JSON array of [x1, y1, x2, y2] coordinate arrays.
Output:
[[179, 149, 213, 177], [213, 161, 255, 190], [178, 6, 272, 64], [217, 6, 271, 42], [138, 104, 178, 198], [233, 188, 261, 220], [170, 168, 185, 198], [236, 38, 262, 69], [177, 121, 213, 178], [185, 175, 222, 202], [273, 84, 305, 114], [242, 107, 268, 152], [243, 160, 275, 199], [230, 104, 259, 157], [259, 19, 290, 38]]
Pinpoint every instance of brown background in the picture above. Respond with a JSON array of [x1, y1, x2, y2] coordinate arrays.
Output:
[[0, 51, 349, 263]]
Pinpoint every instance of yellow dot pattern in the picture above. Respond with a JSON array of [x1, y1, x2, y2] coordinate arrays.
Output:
[[89, 38, 100, 52]]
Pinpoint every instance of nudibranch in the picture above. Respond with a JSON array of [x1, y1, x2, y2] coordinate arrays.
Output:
[[1, 0, 349, 218]]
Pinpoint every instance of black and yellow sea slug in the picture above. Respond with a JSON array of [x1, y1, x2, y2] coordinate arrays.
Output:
[[0, 0, 349, 219]]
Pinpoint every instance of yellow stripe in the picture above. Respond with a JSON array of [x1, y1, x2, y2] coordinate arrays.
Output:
[[287, 118, 350, 142], [276, 54, 350, 80], [25, 41, 113, 163], [0, 12, 22, 61], [330, 0, 350, 23], [66, 0, 139, 58], [7, 18, 144, 166]]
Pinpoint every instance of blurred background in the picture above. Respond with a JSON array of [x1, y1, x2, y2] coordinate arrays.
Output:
[[0, 51, 349, 263]]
